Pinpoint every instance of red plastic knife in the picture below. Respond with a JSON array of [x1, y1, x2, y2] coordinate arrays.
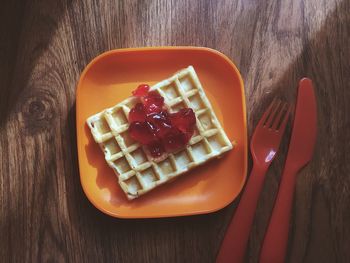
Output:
[[260, 78, 317, 263]]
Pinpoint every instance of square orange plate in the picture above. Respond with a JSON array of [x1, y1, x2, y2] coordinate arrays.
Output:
[[76, 47, 247, 218]]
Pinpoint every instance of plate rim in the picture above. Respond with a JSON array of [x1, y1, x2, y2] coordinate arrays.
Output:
[[76, 46, 247, 218]]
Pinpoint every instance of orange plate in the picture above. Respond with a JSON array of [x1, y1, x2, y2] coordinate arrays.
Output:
[[76, 47, 247, 218]]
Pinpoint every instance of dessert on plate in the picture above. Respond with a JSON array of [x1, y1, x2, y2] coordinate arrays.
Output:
[[87, 66, 233, 200]]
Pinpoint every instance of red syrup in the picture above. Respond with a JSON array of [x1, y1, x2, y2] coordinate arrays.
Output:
[[128, 84, 196, 158]]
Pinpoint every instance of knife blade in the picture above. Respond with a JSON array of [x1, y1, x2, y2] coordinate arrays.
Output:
[[284, 78, 317, 168], [259, 78, 317, 263]]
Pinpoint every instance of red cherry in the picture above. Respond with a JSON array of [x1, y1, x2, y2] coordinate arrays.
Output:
[[162, 129, 187, 152], [146, 111, 172, 137], [132, 84, 150, 97], [143, 91, 164, 114], [170, 108, 196, 133], [129, 103, 146, 122], [129, 121, 157, 145], [128, 86, 197, 157], [146, 141, 165, 157], [184, 130, 194, 141]]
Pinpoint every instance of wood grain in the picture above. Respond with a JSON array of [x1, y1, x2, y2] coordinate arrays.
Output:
[[1, 0, 349, 262]]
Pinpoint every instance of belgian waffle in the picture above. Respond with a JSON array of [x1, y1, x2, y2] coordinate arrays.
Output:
[[87, 66, 233, 200]]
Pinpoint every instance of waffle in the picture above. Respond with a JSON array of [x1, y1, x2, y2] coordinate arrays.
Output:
[[87, 66, 233, 200]]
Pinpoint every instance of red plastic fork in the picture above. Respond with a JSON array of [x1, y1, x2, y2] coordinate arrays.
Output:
[[216, 99, 291, 263]]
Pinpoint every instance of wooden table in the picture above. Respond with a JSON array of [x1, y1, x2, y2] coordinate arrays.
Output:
[[1, 0, 349, 262]]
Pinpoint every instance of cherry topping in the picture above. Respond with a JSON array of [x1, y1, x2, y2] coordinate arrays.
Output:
[[170, 108, 196, 134], [132, 84, 150, 97], [129, 103, 146, 122], [128, 84, 196, 158], [143, 91, 164, 114], [147, 111, 172, 137], [129, 121, 157, 145], [162, 129, 187, 152], [146, 141, 165, 157]]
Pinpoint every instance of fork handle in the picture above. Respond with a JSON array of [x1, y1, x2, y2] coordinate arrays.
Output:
[[216, 165, 268, 263], [259, 167, 297, 263]]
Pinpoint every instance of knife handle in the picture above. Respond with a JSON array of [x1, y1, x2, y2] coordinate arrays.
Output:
[[259, 167, 297, 263], [216, 165, 267, 263]]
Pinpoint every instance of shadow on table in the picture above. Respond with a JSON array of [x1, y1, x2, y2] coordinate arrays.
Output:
[[220, 1, 350, 263], [0, 0, 75, 127], [0, 0, 75, 260]]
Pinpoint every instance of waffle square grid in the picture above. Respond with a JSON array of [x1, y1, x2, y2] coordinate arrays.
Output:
[[87, 66, 233, 200]]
